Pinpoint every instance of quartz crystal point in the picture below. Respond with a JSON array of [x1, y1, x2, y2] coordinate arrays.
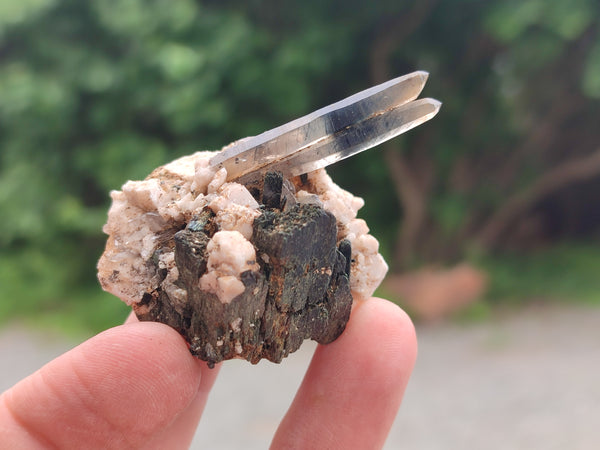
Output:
[[210, 71, 441, 182]]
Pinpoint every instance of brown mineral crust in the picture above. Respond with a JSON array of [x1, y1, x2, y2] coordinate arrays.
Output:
[[133, 172, 353, 367]]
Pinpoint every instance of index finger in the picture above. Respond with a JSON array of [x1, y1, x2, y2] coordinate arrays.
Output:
[[271, 298, 418, 449]]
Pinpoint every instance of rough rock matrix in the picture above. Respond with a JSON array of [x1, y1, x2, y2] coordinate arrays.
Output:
[[98, 151, 388, 366]]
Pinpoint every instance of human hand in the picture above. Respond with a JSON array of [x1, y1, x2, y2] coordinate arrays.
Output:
[[0, 297, 417, 449]]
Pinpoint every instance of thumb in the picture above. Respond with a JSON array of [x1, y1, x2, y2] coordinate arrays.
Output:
[[0, 321, 217, 449]]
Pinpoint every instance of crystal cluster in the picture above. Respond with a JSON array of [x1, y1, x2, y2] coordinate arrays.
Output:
[[98, 151, 387, 366]]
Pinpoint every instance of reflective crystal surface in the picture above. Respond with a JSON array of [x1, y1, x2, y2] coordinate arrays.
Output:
[[209, 71, 441, 181]]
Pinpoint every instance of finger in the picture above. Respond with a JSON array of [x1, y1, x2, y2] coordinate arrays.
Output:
[[0, 321, 218, 449], [145, 360, 220, 449], [122, 310, 222, 449], [124, 310, 138, 324], [271, 297, 417, 450]]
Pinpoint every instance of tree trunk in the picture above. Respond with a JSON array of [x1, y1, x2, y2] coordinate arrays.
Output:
[[383, 145, 429, 266], [368, 0, 436, 268]]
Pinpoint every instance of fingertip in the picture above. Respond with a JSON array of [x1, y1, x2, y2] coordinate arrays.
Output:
[[87, 320, 205, 393], [124, 310, 138, 324], [272, 296, 418, 449], [78, 321, 207, 418], [319, 296, 418, 399], [356, 297, 418, 372], [2, 321, 210, 448]]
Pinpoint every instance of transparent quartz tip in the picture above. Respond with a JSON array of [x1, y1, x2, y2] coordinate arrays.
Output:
[[210, 71, 441, 182]]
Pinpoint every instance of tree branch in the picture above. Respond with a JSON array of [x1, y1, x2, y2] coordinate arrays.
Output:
[[477, 148, 600, 248]]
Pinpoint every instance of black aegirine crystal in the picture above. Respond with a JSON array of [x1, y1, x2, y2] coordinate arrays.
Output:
[[134, 172, 353, 367]]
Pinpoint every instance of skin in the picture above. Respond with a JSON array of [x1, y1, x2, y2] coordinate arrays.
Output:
[[0, 297, 417, 449]]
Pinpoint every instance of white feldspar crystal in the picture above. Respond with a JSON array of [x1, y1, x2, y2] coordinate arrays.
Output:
[[209, 184, 260, 240], [199, 230, 259, 304], [98, 150, 388, 306]]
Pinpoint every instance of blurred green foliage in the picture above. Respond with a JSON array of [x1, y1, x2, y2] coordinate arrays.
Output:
[[1, 0, 600, 333], [481, 243, 600, 305]]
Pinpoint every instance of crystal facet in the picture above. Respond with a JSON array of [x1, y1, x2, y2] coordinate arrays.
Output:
[[210, 71, 441, 181]]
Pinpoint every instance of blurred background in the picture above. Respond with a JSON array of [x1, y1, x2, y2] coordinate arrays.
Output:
[[1, 0, 599, 448]]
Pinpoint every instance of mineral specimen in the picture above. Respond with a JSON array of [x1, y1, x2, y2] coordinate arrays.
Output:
[[98, 152, 388, 366], [97, 71, 442, 366]]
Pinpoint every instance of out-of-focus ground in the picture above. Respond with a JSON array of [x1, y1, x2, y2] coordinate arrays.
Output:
[[1, 303, 599, 449]]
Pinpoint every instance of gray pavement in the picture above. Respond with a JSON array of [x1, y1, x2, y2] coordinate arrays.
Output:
[[2, 303, 599, 449]]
